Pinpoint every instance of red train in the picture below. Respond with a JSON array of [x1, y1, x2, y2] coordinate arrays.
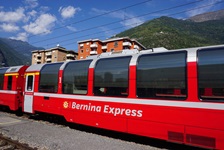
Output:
[[1, 45, 224, 149]]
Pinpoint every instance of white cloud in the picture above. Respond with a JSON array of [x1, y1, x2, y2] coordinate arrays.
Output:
[[40, 6, 50, 13], [10, 32, 29, 41], [59, 6, 81, 19], [186, 0, 221, 17], [98, 26, 117, 38], [28, 10, 37, 17], [23, 13, 57, 35], [0, 7, 25, 23], [91, 8, 144, 28], [24, 0, 38, 9], [0, 23, 19, 32], [66, 26, 77, 32], [23, 10, 37, 23]]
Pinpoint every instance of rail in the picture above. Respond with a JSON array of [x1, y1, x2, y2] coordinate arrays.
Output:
[[0, 134, 37, 150]]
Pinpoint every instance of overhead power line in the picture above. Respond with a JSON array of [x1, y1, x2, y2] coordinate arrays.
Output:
[[30, 0, 206, 45], [28, 0, 152, 39], [42, 0, 224, 49]]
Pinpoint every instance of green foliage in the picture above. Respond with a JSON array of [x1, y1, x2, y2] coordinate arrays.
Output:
[[0, 40, 25, 67], [116, 16, 224, 49], [0, 38, 44, 67]]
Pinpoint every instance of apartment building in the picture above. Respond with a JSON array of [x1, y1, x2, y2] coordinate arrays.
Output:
[[32, 45, 77, 64], [77, 37, 146, 59]]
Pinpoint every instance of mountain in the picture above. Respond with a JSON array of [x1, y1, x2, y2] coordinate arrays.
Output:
[[188, 9, 224, 22], [115, 16, 224, 49], [1, 10, 224, 67], [0, 38, 44, 67]]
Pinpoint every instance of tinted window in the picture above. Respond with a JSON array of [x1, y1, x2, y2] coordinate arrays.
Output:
[[27, 75, 33, 91], [198, 47, 224, 101], [0, 68, 7, 90], [137, 51, 187, 99], [39, 63, 62, 93], [94, 56, 131, 97], [7, 76, 12, 90], [63, 60, 92, 94]]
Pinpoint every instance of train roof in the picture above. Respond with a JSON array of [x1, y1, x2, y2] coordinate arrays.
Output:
[[26, 44, 224, 72], [5, 66, 24, 73], [26, 62, 63, 72]]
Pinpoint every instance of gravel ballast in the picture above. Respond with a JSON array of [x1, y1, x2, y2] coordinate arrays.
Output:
[[0, 112, 162, 150]]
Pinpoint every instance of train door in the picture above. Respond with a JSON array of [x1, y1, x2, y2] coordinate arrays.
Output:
[[24, 74, 35, 113]]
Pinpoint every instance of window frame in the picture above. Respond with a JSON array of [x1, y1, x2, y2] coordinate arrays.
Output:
[[39, 63, 62, 93], [0, 68, 8, 90], [197, 47, 224, 102], [136, 51, 188, 100], [62, 60, 92, 95], [26, 75, 34, 92], [7, 75, 13, 90], [93, 56, 131, 97]]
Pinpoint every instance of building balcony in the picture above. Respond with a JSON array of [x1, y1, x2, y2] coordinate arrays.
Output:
[[66, 54, 75, 57], [90, 51, 98, 55], [45, 52, 52, 56], [123, 42, 131, 47], [36, 59, 41, 63], [36, 54, 41, 57], [90, 43, 98, 48], [80, 44, 84, 47], [66, 58, 73, 61], [102, 45, 107, 49], [46, 58, 52, 62]]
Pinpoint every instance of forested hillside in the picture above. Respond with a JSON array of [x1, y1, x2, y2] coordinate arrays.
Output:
[[0, 38, 43, 67], [116, 16, 224, 49]]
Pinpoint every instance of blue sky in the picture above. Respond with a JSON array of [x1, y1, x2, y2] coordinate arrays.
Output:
[[0, 0, 223, 51]]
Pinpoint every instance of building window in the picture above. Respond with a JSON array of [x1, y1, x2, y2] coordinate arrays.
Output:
[[111, 49, 114, 52], [94, 56, 131, 97], [114, 41, 118, 48], [137, 51, 187, 100], [63, 60, 92, 94], [81, 50, 83, 53], [86, 48, 89, 52], [198, 47, 224, 101], [39, 63, 63, 93]]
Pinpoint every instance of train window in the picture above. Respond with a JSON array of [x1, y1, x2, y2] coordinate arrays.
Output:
[[7, 76, 12, 90], [63, 60, 92, 95], [27, 75, 33, 91], [198, 47, 224, 101], [0, 74, 3, 90], [10, 68, 17, 72], [137, 51, 187, 100], [39, 63, 62, 93], [94, 56, 131, 97], [0, 68, 7, 90]]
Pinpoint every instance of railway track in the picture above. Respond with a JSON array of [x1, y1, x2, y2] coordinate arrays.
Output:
[[0, 134, 36, 150], [1, 110, 206, 150]]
